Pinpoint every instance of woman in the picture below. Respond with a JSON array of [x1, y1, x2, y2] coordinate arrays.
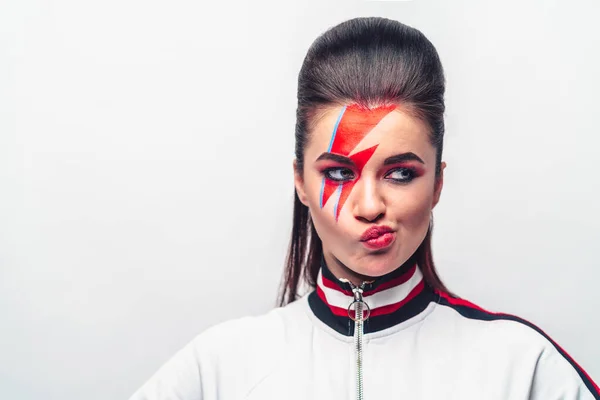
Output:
[[130, 17, 599, 399]]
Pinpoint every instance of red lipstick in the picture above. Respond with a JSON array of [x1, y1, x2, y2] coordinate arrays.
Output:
[[360, 225, 396, 250]]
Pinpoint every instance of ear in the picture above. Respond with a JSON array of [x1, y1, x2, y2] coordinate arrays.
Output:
[[293, 159, 309, 207], [432, 161, 446, 209]]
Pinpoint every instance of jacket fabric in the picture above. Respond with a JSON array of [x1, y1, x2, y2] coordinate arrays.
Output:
[[129, 260, 599, 399]]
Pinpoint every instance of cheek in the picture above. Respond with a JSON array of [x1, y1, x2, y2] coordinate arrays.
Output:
[[304, 169, 339, 217], [308, 197, 346, 255], [303, 171, 325, 209], [388, 184, 434, 226], [303, 172, 345, 238]]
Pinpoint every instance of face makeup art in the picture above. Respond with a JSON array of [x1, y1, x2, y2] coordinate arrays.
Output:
[[294, 101, 443, 281], [319, 104, 397, 221]]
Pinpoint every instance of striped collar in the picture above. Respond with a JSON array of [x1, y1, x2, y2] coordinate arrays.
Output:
[[307, 256, 437, 336]]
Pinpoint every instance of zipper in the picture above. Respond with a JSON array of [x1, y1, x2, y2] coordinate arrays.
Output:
[[339, 278, 372, 400]]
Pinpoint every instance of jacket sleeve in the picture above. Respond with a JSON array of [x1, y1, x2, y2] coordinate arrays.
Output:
[[527, 343, 600, 400], [128, 336, 204, 400]]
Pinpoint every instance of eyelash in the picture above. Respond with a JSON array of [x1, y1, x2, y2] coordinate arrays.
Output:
[[322, 167, 417, 184]]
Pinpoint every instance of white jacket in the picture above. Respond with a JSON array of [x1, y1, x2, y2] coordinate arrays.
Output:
[[129, 261, 599, 400]]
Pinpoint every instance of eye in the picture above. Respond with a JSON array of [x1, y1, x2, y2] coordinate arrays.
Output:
[[323, 167, 355, 182], [385, 167, 416, 183]]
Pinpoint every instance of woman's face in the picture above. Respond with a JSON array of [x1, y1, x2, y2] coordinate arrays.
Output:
[[293, 103, 446, 284]]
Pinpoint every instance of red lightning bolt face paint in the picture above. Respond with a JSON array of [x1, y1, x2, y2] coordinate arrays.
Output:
[[319, 104, 397, 221]]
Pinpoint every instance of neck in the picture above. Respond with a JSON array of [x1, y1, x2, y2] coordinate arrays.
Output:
[[322, 251, 419, 287]]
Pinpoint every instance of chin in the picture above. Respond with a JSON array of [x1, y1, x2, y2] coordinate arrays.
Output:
[[354, 254, 401, 278]]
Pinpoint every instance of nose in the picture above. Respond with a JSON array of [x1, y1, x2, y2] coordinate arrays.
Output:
[[352, 176, 386, 223]]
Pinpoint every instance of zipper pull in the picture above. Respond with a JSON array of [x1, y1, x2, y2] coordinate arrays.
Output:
[[339, 279, 372, 322], [339, 278, 371, 400]]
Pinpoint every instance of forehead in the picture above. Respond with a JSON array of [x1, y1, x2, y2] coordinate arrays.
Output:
[[309, 104, 433, 159]]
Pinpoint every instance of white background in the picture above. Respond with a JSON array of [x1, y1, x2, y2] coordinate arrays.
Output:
[[1, 0, 599, 398]]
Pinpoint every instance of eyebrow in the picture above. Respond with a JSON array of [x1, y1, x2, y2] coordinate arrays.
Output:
[[315, 152, 425, 166]]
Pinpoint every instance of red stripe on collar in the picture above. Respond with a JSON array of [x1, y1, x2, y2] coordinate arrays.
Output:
[[316, 280, 425, 318]]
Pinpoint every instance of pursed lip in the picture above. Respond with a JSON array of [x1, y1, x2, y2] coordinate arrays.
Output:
[[360, 225, 394, 241]]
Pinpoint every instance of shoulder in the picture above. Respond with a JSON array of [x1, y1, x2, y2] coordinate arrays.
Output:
[[138, 296, 308, 398], [432, 290, 600, 399], [191, 295, 310, 368], [195, 294, 308, 352], [128, 300, 309, 400], [432, 290, 572, 353]]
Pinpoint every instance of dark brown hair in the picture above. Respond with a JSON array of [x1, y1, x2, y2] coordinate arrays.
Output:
[[278, 17, 455, 306]]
